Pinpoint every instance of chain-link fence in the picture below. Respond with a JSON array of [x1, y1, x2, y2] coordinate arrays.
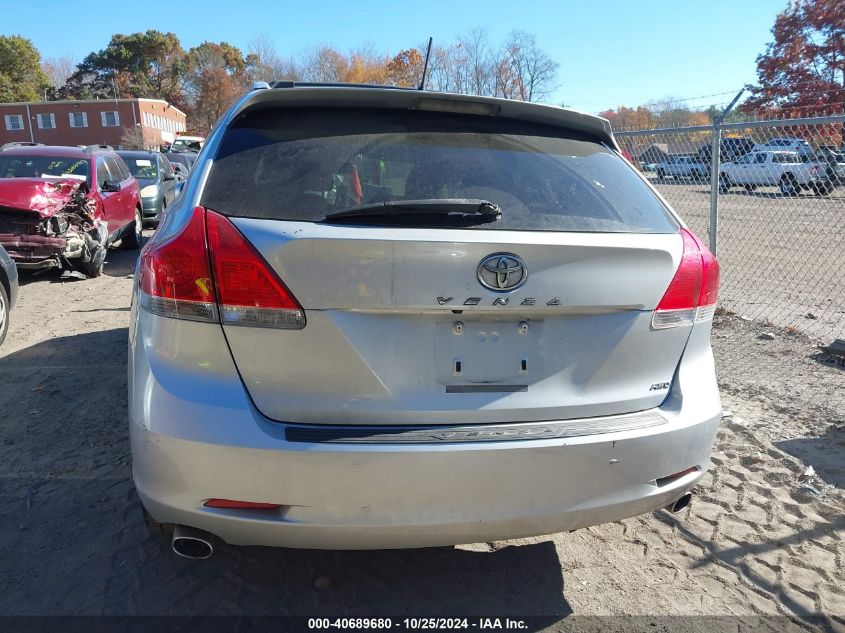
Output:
[[616, 116, 845, 409]]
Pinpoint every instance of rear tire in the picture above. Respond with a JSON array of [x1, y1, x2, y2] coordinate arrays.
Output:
[[657, 169, 666, 180], [811, 183, 832, 196], [122, 207, 143, 250], [80, 244, 106, 278], [0, 281, 9, 348], [744, 184, 757, 192], [718, 174, 731, 193]]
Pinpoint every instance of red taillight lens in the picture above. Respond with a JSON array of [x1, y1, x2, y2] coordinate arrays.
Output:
[[138, 207, 306, 329], [652, 228, 719, 329], [204, 498, 281, 510], [138, 206, 217, 322], [206, 210, 305, 329]]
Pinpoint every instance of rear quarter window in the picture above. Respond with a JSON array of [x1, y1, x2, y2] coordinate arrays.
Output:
[[203, 107, 678, 233]]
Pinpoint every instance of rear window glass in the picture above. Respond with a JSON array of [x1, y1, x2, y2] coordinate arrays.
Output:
[[203, 108, 677, 233], [121, 156, 159, 179]]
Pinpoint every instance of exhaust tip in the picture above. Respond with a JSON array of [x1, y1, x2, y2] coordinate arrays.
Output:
[[667, 492, 693, 513], [172, 525, 214, 559]]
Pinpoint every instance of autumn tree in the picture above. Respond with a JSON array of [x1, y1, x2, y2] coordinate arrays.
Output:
[[743, 0, 845, 115], [386, 49, 424, 87], [0, 35, 51, 102], [184, 42, 249, 134]]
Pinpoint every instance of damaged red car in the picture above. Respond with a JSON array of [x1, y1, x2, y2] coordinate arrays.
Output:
[[0, 145, 142, 277]]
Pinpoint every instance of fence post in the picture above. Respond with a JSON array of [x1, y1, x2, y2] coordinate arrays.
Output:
[[708, 123, 721, 255]]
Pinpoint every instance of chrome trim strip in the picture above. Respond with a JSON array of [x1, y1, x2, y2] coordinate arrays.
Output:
[[284, 411, 667, 444]]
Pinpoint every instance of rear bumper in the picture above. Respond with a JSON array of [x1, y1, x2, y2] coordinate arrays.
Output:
[[133, 414, 717, 549], [129, 311, 722, 549]]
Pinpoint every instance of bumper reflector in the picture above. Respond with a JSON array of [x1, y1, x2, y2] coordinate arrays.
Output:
[[203, 499, 281, 510]]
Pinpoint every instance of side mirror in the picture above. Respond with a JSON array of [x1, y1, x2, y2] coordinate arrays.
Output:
[[163, 171, 177, 181], [174, 180, 186, 198], [101, 179, 121, 193]]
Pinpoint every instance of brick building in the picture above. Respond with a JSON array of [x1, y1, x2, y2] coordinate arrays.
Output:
[[0, 98, 187, 149]]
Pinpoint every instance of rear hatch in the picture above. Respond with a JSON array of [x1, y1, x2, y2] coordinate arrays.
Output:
[[201, 106, 688, 425]]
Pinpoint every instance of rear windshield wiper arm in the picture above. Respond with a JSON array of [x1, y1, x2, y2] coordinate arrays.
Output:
[[322, 199, 502, 226]]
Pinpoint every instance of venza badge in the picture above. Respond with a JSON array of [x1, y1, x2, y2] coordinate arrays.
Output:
[[476, 253, 527, 292]]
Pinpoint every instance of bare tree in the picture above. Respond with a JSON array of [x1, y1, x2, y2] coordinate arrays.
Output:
[[458, 28, 495, 96], [246, 33, 299, 82], [119, 125, 146, 149], [499, 31, 559, 102], [299, 45, 347, 82], [42, 54, 77, 91]]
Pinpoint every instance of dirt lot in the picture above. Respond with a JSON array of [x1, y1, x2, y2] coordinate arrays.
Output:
[[649, 179, 844, 344], [0, 236, 843, 628]]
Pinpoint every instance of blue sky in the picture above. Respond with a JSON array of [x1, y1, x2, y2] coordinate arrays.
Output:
[[4, 0, 784, 113]]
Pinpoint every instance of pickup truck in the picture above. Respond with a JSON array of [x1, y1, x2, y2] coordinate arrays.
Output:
[[719, 150, 833, 195], [655, 155, 710, 181]]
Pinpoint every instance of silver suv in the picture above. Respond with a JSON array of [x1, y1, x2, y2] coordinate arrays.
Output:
[[129, 85, 722, 557]]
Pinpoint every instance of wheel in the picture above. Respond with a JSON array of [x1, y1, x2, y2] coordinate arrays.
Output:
[[122, 207, 143, 250], [0, 281, 9, 348], [718, 174, 731, 193], [811, 183, 832, 196], [657, 169, 666, 180], [744, 184, 757, 192], [80, 243, 106, 278], [779, 174, 798, 196]]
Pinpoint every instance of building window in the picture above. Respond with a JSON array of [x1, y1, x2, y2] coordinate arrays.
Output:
[[69, 112, 88, 128], [101, 111, 120, 127], [36, 113, 56, 129], [4, 114, 24, 131]]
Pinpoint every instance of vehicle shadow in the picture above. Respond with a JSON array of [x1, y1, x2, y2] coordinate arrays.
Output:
[[776, 425, 845, 488], [0, 330, 572, 618], [14, 238, 145, 285]]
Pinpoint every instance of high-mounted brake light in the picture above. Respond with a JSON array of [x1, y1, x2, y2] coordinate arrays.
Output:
[[652, 228, 720, 329], [138, 207, 306, 329]]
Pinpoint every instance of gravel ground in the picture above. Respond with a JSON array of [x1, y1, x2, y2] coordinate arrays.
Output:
[[650, 179, 845, 344], [0, 236, 842, 628]]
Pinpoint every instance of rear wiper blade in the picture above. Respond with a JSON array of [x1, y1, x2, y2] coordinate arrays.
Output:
[[323, 199, 502, 225]]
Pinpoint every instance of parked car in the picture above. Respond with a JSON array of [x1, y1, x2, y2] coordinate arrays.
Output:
[[166, 135, 204, 153], [171, 163, 190, 179], [719, 150, 832, 195], [1, 142, 44, 151], [117, 150, 180, 226], [696, 137, 755, 163], [165, 151, 198, 174], [0, 145, 142, 277], [815, 146, 845, 186], [655, 155, 709, 181], [0, 243, 17, 348], [130, 84, 721, 557], [752, 137, 814, 157]]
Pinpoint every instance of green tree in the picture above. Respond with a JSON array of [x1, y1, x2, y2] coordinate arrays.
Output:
[[0, 35, 51, 102], [61, 30, 185, 105]]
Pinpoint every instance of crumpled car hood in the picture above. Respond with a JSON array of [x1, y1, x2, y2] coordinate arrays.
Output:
[[0, 178, 88, 218]]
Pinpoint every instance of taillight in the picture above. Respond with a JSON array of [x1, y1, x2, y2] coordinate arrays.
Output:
[[138, 206, 217, 322], [652, 228, 720, 329], [138, 207, 306, 329], [206, 210, 305, 329]]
